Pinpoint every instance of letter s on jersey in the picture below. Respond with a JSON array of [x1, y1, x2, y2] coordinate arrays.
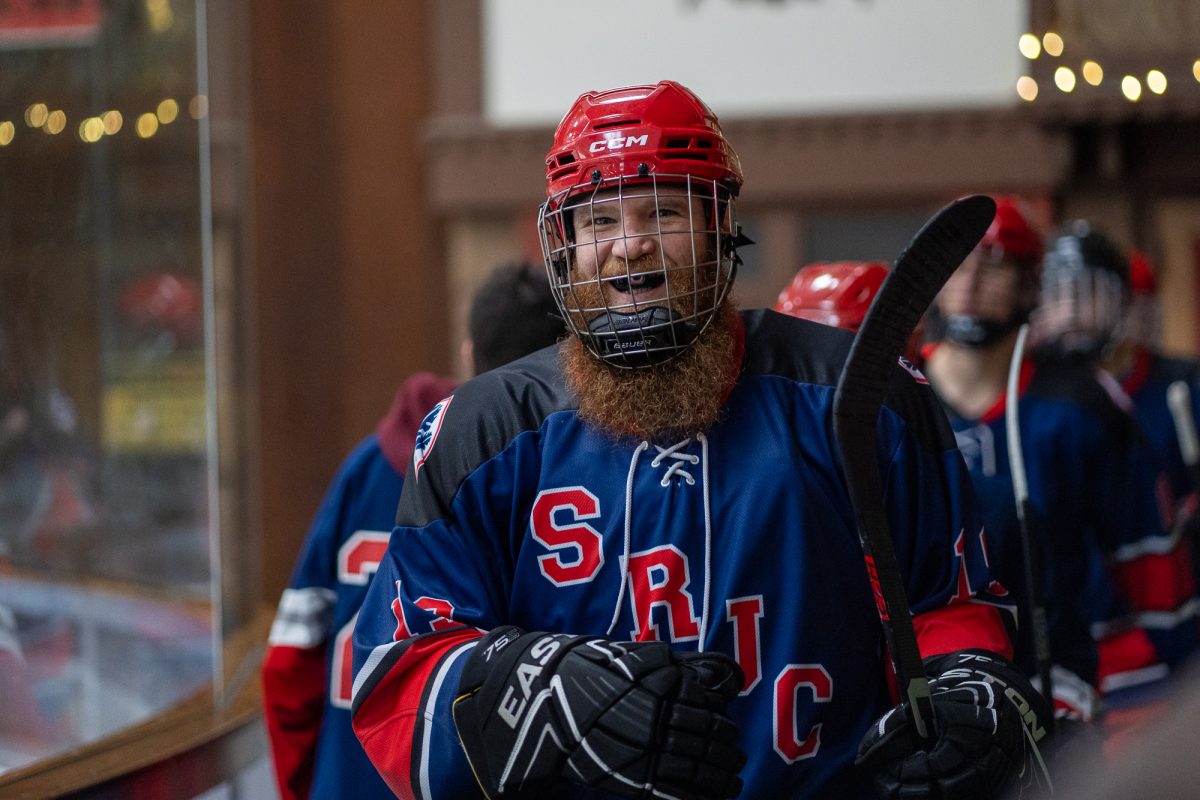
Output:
[[529, 487, 605, 586]]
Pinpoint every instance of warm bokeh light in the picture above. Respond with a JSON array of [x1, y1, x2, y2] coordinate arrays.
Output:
[[0, 121, 14, 146], [1042, 32, 1064, 57], [1082, 61, 1104, 86], [1018, 33, 1041, 59], [1016, 76, 1038, 101], [102, 110, 123, 135], [24, 102, 48, 128], [136, 112, 160, 138], [79, 117, 106, 143], [1054, 67, 1076, 92], [45, 110, 66, 134], [157, 98, 179, 124], [1122, 75, 1143, 101], [1146, 70, 1167, 94], [1194, 59, 1200, 82], [189, 95, 209, 119], [147, 0, 173, 32]]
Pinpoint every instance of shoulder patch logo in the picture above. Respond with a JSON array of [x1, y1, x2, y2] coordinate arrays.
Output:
[[413, 395, 454, 478], [898, 356, 929, 385]]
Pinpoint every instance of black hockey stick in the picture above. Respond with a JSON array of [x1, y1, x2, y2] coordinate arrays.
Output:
[[1005, 323, 1056, 729], [834, 194, 996, 745]]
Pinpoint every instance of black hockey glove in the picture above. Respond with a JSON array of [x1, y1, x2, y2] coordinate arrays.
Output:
[[855, 649, 1053, 800], [452, 626, 746, 800]]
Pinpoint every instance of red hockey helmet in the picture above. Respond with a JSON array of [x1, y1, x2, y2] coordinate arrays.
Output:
[[543, 81, 743, 204], [774, 261, 889, 332], [979, 196, 1043, 270], [117, 272, 203, 346], [1127, 250, 1157, 297], [538, 82, 748, 369]]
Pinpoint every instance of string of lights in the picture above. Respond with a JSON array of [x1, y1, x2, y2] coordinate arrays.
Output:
[[0, 96, 207, 147], [1016, 30, 1200, 103]]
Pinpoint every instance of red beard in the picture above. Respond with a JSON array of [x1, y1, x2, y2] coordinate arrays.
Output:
[[561, 300, 739, 442]]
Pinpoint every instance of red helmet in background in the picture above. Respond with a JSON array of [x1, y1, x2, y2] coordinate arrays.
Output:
[[538, 81, 748, 369], [774, 261, 889, 332], [1128, 250, 1157, 297], [1124, 249, 1161, 348], [117, 272, 203, 347], [979, 196, 1043, 270]]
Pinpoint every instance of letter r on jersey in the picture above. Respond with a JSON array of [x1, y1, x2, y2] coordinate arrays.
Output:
[[626, 544, 701, 642]]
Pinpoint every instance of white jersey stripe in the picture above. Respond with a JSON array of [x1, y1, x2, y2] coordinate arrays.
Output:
[[268, 587, 337, 647], [351, 639, 406, 705], [419, 640, 476, 800], [1090, 597, 1200, 639]]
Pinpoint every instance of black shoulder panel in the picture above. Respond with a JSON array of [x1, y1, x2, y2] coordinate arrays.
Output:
[[740, 309, 958, 453], [739, 308, 853, 388], [396, 342, 575, 527]]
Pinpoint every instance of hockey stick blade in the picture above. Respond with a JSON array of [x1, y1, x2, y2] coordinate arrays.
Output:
[[834, 194, 996, 745]]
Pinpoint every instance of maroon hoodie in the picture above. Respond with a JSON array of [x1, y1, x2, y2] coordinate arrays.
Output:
[[375, 372, 459, 477]]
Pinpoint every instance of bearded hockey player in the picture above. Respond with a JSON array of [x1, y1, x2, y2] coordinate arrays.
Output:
[[350, 82, 1050, 799]]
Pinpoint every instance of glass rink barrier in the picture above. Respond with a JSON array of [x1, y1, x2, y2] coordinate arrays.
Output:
[[0, 577, 213, 773], [0, 0, 263, 794]]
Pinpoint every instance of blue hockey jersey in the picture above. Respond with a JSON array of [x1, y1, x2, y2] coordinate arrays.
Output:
[[1121, 346, 1200, 514], [350, 311, 1017, 800], [263, 373, 457, 800], [936, 353, 1197, 708]]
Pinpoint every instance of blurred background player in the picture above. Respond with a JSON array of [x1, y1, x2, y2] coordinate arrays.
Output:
[[1102, 250, 1200, 579], [260, 262, 562, 800], [1030, 226, 1200, 752], [922, 198, 1121, 725]]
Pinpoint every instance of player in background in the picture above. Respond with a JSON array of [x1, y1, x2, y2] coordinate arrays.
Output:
[[1101, 251, 1200, 578], [350, 81, 1050, 800], [261, 263, 563, 800], [1031, 228, 1200, 750], [920, 199, 1127, 725], [1032, 225, 1198, 690]]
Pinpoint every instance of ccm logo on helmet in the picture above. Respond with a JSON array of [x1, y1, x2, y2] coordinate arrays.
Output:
[[588, 133, 649, 154]]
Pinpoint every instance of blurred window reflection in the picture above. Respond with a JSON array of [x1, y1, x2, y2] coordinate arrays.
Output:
[[0, 0, 216, 774]]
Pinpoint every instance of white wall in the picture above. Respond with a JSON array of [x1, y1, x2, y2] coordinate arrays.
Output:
[[483, 0, 1027, 125]]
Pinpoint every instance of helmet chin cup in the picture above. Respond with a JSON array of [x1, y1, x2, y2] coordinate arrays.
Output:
[[586, 306, 699, 368]]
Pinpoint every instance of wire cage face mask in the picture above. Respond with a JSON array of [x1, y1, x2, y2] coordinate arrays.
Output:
[[1030, 264, 1126, 358], [539, 173, 741, 369]]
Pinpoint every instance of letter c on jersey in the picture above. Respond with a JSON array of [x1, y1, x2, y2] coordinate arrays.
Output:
[[529, 487, 605, 586], [773, 664, 833, 763]]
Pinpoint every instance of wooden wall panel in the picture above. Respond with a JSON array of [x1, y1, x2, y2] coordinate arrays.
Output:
[[250, 0, 440, 603]]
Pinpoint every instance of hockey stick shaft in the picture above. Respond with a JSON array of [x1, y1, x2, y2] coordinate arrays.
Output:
[[834, 194, 996, 745], [1167, 380, 1200, 485], [1005, 323, 1056, 727]]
